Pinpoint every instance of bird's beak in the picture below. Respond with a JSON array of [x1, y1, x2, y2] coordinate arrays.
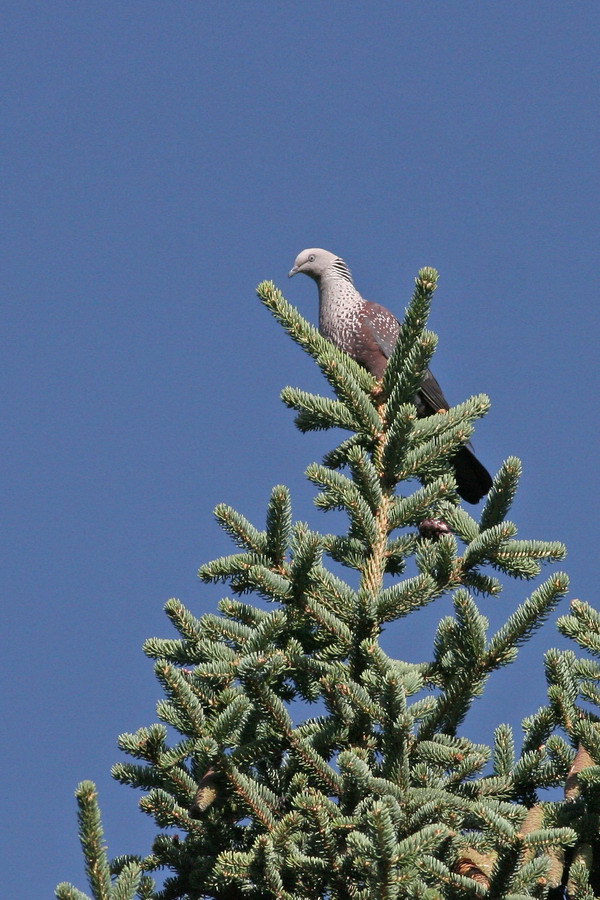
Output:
[[288, 266, 299, 278]]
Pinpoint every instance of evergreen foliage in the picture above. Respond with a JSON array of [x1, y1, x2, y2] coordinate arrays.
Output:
[[518, 600, 600, 899], [58, 269, 593, 900]]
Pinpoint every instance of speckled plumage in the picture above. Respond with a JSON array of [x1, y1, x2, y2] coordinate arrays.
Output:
[[289, 248, 492, 504]]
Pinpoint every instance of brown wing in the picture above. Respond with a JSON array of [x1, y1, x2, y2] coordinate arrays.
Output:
[[362, 301, 449, 413]]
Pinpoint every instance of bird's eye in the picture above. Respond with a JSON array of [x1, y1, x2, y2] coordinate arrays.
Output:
[[308, 254, 316, 262]]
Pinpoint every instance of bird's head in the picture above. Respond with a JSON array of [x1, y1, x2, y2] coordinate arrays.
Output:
[[288, 248, 350, 282]]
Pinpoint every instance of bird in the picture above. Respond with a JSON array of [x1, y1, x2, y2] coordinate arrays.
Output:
[[288, 248, 492, 504]]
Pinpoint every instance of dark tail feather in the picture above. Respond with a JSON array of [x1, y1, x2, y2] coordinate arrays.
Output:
[[452, 446, 493, 504]]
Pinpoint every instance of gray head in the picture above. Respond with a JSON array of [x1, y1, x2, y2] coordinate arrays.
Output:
[[288, 248, 352, 282]]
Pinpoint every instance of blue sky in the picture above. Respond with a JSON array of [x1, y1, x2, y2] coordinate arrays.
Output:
[[3, 3, 600, 896]]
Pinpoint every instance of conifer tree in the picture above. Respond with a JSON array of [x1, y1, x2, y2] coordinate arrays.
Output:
[[58, 269, 586, 900], [516, 600, 600, 899]]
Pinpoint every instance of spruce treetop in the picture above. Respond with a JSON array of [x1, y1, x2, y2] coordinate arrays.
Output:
[[56, 268, 595, 900]]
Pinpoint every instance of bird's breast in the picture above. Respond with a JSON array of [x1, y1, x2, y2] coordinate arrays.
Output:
[[319, 288, 364, 355], [319, 290, 391, 378]]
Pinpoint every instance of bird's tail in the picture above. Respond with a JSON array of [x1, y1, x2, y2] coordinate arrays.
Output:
[[452, 445, 493, 504]]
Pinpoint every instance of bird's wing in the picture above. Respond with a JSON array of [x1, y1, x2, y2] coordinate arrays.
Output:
[[363, 300, 450, 414], [362, 301, 401, 358], [418, 370, 450, 414]]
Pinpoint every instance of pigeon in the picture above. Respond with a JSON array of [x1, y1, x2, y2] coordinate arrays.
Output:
[[288, 248, 492, 504]]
